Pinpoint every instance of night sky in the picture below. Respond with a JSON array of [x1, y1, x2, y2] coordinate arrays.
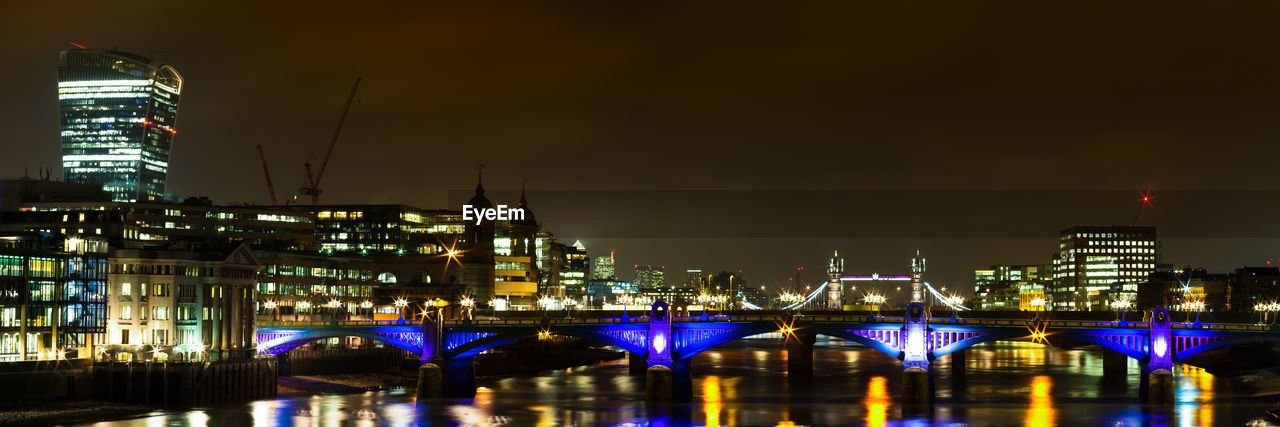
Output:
[[5, 2, 1280, 293]]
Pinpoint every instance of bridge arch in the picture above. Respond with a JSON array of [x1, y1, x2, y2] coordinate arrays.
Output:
[[446, 324, 652, 360], [258, 329, 423, 356], [671, 323, 784, 361], [1173, 333, 1280, 360]]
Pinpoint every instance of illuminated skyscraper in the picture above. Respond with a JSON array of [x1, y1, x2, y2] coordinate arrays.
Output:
[[58, 48, 183, 202], [1050, 226, 1157, 311]]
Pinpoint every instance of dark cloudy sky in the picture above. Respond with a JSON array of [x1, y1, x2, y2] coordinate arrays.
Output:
[[4, 1, 1280, 294]]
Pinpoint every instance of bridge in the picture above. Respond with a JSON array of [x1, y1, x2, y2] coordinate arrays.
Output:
[[256, 302, 1278, 403]]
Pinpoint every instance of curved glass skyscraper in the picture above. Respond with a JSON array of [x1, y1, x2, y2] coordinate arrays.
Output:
[[58, 48, 183, 202]]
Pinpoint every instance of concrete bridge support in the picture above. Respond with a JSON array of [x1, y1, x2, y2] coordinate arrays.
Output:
[[1143, 308, 1176, 405], [785, 332, 816, 377], [902, 367, 932, 403], [629, 351, 648, 375], [645, 358, 692, 403], [949, 350, 967, 379]]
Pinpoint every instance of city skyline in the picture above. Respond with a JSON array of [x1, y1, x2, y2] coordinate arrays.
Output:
[[5, 3, 1280, 292]]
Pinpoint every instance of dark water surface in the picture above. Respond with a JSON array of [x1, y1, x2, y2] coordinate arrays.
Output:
[[76, 339, 1279, 426]]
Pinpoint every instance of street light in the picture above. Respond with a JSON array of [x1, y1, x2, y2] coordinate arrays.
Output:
[[263, 300, 278, 323], [864, 294, 886, 319], [1110, 299, 1131, 323], [393, 298, 408, 323], [1188, 299, 1205, 327], [460, 296, 475, 320], [297, 301, 311, 321], [1029, 297, 1046, 321]]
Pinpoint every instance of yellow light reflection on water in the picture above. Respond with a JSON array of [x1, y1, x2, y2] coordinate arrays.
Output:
[[704, 375, 722, 427], [1025, 375, 1055, 427], [1177, 366, 1214, 427], [865, 376, 889, 427]]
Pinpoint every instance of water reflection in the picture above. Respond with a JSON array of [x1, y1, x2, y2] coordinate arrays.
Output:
[[73, 341, 1275, 426], [865, 376, 890, 426], [1026, 375, 1055, 427]]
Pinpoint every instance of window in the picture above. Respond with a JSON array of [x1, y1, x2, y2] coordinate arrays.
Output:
[[120, 329, 129, 345], [154, 306, 169, 320], [120, 282, 131, 296], [121, 305, 131, 320]]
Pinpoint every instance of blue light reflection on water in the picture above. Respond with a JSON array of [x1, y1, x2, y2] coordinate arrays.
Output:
[[75, 340, 1278, 426]]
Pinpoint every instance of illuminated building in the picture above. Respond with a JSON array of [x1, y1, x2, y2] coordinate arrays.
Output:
[[633, 264, 665, 288], [254, 252, 379, 324], [586, 279, 635, 306], [0, 233, 108, 362], [105, 242, 259, 362], [1227, 266, 1280, 312], [494, 255, 537, 307], [284, 204, 463, 255], [1138, 266, 1228, 311], [684, 269, 704, 291], [8, 200, 314, 251], [58, 48, 182, 202], [590, 251, 616, 280], [1050, 226, 1157, 311], [0, 177, 111, 212], [972, 264, 1050, 311], [541, 239, 588, 299], [638, 286, 697, 305]]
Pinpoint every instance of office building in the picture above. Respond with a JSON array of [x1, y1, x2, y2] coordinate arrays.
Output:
[[0, 233, 108, 361], [254, 252, 379, 324], [633, 264, 665, 288], [105, 241, 259, 362], [1050, 226, 1157, 311], [283, 204, 464, 255], [973, 264, 1051, 311], [7, 199, 314, 251], [590, 251, 616, 280], [58, 48, 183, 202]]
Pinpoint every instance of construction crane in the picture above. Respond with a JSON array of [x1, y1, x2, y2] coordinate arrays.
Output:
[[256, 145, 278, 205], [301, 77, 361, 205]]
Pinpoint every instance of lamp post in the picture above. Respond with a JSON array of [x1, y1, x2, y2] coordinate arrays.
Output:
[[359, 300, 373, 321], [460, 296, 475, 320], [327, 299, 343, 322], [1110, 299, 1130, 324], [1029, 297, 1046, 321], [264, 300, 278, 325], [864, 294, 885, 320], [1189, 300, 1205, 328], [393, 298, 408, 324], [296, 301, 310, 322]]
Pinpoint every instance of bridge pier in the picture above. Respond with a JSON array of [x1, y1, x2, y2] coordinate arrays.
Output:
[[1103, 350, 1128, 378], [415, 363, 443, 400], [948, 350, 966, 379], [645, 358, 692, 403], [629, 351, 648, 375], [785, 332, 816, 377], [1142, 308, 1175, 405], [902, 367, 932, 403], [444, 358, 477, 398]]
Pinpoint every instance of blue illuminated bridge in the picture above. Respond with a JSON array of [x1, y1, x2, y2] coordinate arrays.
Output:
[[256, 303, 1278, 403]]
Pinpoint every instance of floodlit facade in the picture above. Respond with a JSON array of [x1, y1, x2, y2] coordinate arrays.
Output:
[[0, 233, 108, 361], [633, 264, 666, 288], [58, 49, 183, 202], [1050, 226, 1157, 311]]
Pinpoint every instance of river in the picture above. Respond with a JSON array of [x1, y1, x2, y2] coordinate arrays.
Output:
[[74, 339, 1278, 426]]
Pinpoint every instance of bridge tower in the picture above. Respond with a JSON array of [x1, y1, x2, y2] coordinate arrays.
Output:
[[901, 302, 932, 402], [910, 250, 926, 303], [645, 301, 692, 402], [826, 250, 844, 309], [1144, 308, 1175, 404]]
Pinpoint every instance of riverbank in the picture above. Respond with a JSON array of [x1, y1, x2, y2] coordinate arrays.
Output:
[[0, 401, 156, 426]]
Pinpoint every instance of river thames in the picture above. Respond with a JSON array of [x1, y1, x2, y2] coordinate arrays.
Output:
[[76, 339, 1276, 426]]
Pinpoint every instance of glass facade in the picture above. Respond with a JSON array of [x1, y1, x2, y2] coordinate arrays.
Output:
[[1050, 226, 1157, 311], [0, 234, 108, 361], [58, 49, 183, 202]]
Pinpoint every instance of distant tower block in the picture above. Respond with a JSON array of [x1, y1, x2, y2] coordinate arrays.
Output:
[[910, 250, 926, 303], [827, 250, 844, 309]]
